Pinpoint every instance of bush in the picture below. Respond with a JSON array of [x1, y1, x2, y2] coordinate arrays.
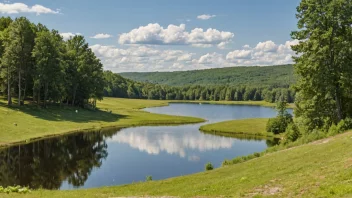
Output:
[[205, 162, 214, 171], [145, 175, 153, 181], [284, 123, 301, 144], [266, 114, 292, 134]]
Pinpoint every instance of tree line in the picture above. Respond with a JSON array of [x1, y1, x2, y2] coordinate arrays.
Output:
[[104, 71, 295, 103], [0, 17, 104, 107]]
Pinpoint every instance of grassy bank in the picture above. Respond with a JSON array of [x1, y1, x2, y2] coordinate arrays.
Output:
[[170, 100, 295, 108], [0, 97, 204, 147], [6, 131, 352, 197], [200, 118, 274, 138]]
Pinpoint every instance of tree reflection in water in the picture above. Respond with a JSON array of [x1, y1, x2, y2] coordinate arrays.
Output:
[[0, 129, 117, 189]]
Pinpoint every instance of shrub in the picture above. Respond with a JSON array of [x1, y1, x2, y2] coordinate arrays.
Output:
[[222, 159, 231, 166], [205, 162, 214, 171], [284, 123, 301, 144], [0, 186, 31, 194], [266, 117, 285, 134], [145, 175, 153, 181]]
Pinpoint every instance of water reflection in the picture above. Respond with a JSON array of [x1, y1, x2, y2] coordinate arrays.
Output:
[[0, 130, 115, 189], [108, 127, 237, 158]]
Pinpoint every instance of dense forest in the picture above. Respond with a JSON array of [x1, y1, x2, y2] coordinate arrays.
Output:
[[120, 64, 295, 86], [0, 17, 105, 107], [104, 71, 295, 103]]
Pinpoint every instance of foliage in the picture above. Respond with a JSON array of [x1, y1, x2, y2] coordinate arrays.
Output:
[[0, 186, 31, 194], [205, 162, 214, 171], [120, 65, 295, 87], [328, 117, 352, 136], [266, 100, 293, 134], [291, 0, 352, 131], [0, 17, 104, 107], [283, 123, 301, 144], [145, 176, 153, 182]]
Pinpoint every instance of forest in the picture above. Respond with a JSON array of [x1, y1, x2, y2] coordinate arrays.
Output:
[[120, 64, 295, 86], [0, 17, 105, 107], [104, 71, 295, 103]]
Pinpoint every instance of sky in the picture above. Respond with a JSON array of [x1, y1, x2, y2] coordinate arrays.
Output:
[[0, 0, 301, 73]]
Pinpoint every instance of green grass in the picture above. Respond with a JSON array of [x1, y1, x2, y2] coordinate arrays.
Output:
[[0, 97, 204, 147], [5, 131, 352, 197], [200, 118, 273, 138]]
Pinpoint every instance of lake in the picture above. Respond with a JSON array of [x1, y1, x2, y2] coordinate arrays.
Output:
[[0, 103, 289, 190]]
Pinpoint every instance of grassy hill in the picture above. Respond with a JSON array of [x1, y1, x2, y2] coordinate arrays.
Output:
[[120, 64, 295, 86]]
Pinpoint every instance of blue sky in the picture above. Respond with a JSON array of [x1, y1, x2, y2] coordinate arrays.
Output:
[[0, 0, 301, 72]]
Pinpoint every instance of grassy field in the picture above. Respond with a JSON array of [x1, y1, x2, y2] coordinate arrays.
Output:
[[200, 118, 272, 137], [0, 97, 204, 147], [5, 131, 352, 197]]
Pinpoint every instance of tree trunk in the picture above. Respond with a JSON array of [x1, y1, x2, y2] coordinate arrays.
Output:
[[7, 66, 12, 106], [37, 84, 41, 106], [72, 84, 78, 106], [336, 84, 343, 122], [23, 80, 27, 103], [44, 83, 48, 107], [18, 69, 21, 106]]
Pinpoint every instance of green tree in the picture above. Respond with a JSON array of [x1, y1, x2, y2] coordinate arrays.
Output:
[[292, 0, 352, 130], [2, 17, 35, 105], [32, 28, 63, 106]]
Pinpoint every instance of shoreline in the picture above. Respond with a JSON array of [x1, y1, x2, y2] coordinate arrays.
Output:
[[0, 98, 283, 148]]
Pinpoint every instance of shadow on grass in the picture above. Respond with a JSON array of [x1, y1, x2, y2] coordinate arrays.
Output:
[[0, 99, 127, 123]]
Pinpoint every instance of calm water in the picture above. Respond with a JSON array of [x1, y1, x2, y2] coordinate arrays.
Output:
[[0, 103, 289, 190]]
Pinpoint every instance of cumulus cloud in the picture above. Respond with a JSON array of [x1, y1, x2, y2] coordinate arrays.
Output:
[[90, 44, 199, 72], [226, 50, 252, 60], [254, 40, 278, 52], [197, 14, 216, 20], [226, 40, 299, 66], [90, 40, 298, 72], [0, 3, 60, 15], [90, 33, 112, 39], [60, 32, 81, 41], [118, 23, 234, 49]]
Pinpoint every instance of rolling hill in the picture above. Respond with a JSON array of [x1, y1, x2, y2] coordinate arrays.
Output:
[[120, 64, 295, 87]]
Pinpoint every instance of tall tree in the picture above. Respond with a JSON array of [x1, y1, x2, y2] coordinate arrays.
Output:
[[0, 17, 12, 98], [2, 17, 35, 105], [32, 27, 63, 107], [292, 0, 352, 130]]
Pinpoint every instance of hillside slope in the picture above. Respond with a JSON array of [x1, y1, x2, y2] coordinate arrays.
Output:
[[120, 65, 295, 86], [11, 131, 352, 197]]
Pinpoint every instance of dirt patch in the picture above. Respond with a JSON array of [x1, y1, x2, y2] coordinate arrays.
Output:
[[246, 184, 283, 197], [345, 158, 352, 168]]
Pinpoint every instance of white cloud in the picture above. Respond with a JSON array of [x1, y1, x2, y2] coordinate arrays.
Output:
[[0, 3, 60, 15], [60, 32, 81, 41], [118, 23, 234, 49], [197, 14, 216, 20], [90, 40, 298, 72], [226, 50, 252, 60], [90, 33, 112, 39], [226, 40, 299, 66], [254, 40, 278, 52]]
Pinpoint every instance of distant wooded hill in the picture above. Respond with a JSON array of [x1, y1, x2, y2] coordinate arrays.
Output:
[[120, 65, 295, 87]]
